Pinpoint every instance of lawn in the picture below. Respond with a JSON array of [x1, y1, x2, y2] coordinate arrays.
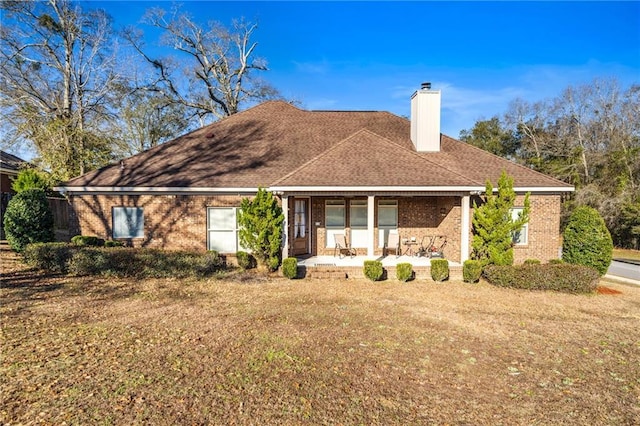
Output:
[[2, 245, 639, 425], [613, 248, 640, 262]]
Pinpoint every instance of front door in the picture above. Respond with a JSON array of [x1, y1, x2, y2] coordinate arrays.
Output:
[[292, 198, 309, 255]]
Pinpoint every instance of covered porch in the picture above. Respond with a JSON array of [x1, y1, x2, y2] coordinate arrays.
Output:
[[279, 191, 474, 265]]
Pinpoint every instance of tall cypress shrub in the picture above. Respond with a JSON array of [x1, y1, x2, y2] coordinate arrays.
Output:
[[3, 189, 55, 252], [471, 171, 530, 266], [562, 206, 613, 276], [237, 188, 284, 271]]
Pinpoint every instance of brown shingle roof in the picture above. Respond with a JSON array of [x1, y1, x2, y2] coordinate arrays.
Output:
[[64, 101, 572, 191]]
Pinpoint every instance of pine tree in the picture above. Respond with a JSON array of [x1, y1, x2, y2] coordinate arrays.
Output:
[[472, 171, 530, 266]]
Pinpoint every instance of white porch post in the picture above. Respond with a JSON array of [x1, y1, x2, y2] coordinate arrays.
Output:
[[460, 195, 470, 263], [367, 195, 375, 256], [281, 195, 289, 259]]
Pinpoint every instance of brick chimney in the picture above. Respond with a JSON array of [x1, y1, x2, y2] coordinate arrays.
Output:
[[410, 82, 441, 152]]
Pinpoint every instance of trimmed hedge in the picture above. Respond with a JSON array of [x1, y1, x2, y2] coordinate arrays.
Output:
[[430, 259, 449, 282], [562, 206, 613, 276], [282, 257, 298, 279], [71, 235, 105, 247], [463, 260, 482, 283], [396, 262, 413, 282], [363, 260, 384, 281], [24, 242, 73, 273], [523, 259, 541, 265], [4, 189, 54, 252], [23, 243, 225, 279], [483, 264, 599, 294]]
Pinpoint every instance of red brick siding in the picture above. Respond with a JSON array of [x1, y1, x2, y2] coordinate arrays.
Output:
[[69, 194, 247, 251]]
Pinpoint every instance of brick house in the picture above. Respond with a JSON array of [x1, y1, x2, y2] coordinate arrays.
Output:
[[57, 84, 573, 265]]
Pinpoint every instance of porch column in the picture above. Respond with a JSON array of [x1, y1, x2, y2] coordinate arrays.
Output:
[[281, 195, 289, 259], [367, 195, 375, 256], [460, 195, 470, 262]]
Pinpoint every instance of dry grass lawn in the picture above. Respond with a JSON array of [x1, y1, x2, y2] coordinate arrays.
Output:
[[2, 244, 639, 425]]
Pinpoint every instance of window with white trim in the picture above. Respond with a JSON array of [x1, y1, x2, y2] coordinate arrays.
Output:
[[112, 207, 144, 238], [325, 200, 345, 248], [377, 200, 398, 248], [350, 200, 368, 248], [511, 207, 528, 245], [207, 207, 243, 252]]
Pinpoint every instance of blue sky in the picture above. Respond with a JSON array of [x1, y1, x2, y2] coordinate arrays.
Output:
[[92, 0, 638, 138], [6, 1, 640, 161]]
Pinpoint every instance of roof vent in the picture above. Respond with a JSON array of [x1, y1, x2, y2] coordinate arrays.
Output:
[[421, 82, 432, 90]]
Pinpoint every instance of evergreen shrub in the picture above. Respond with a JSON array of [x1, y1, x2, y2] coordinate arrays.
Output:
[[282, 257, 298, 279], [236, 251, 257, 269], [4, 189, 54, 252], [463, 259, 482, 283], [24, 242, 73, 273], [562, 206, 613, 276], [484, 264, 599, 294], [71, 235, 105, 247], [396, 263, 413, 282], [430, 259, 449, 282], [363, 260, 384, 281]]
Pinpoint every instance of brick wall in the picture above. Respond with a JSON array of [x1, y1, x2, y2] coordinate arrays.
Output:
[[513, 194, 562, 263], [69, 193, 247, 251], [69, 192, 563, 262]]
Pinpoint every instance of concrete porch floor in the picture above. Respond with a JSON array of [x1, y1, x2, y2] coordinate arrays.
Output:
[[296, 254, 461, 268]]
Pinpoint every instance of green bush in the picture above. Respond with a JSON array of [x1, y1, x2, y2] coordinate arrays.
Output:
[[483, 264, 599, 294], [549, 258, 564, 264], [104, 240, 125, 248], [282, 257, 298, 279], [236, 251, 257, 270], [71, 235, 105, 247], [23, 242, 73, 273], [363, 260, 384, 281], [463, 259, 482, 283], [562, 206, 613, 276], [3, 189, 55, 252], [430, 259, 449, 282], [396, 263, 413, 282], [237, 188, 284, 271], [523, 258, 541, 265], [68, 247, 111, 276], [26, 245, 226, 278]]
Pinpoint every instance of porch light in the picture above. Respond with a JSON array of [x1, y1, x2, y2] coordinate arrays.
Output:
[[440, 207, 446, 217]]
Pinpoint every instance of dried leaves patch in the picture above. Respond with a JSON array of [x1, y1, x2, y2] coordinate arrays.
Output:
[[2, 245, 639, 425]]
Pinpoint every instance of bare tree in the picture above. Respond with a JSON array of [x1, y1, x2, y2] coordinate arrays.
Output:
[[0, 0, 119, 180], [123, 5, 279, 124]]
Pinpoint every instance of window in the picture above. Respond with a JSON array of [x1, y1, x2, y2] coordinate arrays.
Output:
[[377, 200, 397, 247], [207, 207, 243, 252], [294, 200, 307, 238], [350, 200, 368, 248], [511, 208, 528, 245], [325, 200, 345, 248], [112, 207, 144, 239]]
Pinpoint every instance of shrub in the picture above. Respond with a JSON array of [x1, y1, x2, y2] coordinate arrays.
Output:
[[562, 206, 613, 276], [483, 264, 599, 294], [237, 188, 284, 271], [471, 171, 530, 266], [236, 251, 257, 270], [523, 258, 541, 265], [68, 247, 111, 276], [549, 258, 564, 264], [3, 189, 54, 252], [363, 260, 383, 281], [282, 257, 298, 279], [23, 242, 73, 273], [11, 168, 54, 194], [430, 259, 449, 282], [104, 240, 125, 248], [71, 235, 105, 247], [396, 263, 413, 282], [463, 259, 482, 283]]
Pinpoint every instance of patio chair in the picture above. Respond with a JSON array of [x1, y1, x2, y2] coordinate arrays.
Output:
[[385, 232, 401, 258], [334, 233, 356, 259]]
